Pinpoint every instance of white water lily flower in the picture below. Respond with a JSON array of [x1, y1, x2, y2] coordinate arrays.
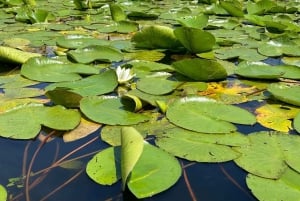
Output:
[[116, 66, 135, 84]]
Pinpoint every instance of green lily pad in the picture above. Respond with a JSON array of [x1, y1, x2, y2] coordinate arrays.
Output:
[[0, 45, 41, 64], [128, 142, 181, 198], [294, 113, 300, 133], [234, 131, 300, 179], [56, 34, 110, 49], [0, 184, 7, 201], [86, 146, 121, 185], [109, 3, 127, 22], [121, 127, 144, 189], [80, 96, 150, 125], [171, 58, 227, 81], [166, 97, 256, 133], [2, 88, 44, 100], [267, 83, 300, 106], [235, 61, 284, 79], [86, 128, 181, 198], [176, 14, 208, 29], [0, 74, 38, 88], [46, 89, 83, 108], [220, 0, 244, 17], [136, 77, 179, 95], [174, 27, 215, 54], [131, 25, 181, 50], [246, 168, 300, 201], [46, 70, 118, 96], [67, 45, 124, 64], [156, 127, 247, 162], [0, 104, 81, 139], [21, 57, 99, 82], [277, 65, 300, 80]]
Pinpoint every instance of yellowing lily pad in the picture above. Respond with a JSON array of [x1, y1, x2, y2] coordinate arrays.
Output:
[[255, 103, 300, 132]]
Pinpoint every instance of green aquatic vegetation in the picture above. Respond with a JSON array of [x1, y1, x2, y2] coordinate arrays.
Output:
[[0, 0, 300, 200]]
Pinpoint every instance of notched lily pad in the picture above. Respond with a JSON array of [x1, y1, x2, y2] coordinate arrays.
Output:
[[80, 96, 150, 125], [166, 97, 256, 133], [67, 45, 124, 64]]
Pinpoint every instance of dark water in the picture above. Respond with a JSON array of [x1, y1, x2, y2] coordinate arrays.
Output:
[[0, 123, 262, 201]]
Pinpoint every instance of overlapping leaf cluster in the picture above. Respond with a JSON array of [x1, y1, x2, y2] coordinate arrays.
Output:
[[0, 0, 300, 200]]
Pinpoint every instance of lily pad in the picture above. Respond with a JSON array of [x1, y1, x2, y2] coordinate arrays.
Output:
[[176, 14, 208, 29], [121, 127, 144, 189], [235, 62, 284, 79], [246, 168, 300, 201], [0, 184, 7, 201], [46, 70, 118, 97], [171, 58, 227, 81], [294, 113, 300, 133], [156, 127, 247, 162], [131, 25, 181, 50], [234, 131, 300, 179], [56, 34, 110, 49], [0, 45, 41, 64], [21, 57, 99, 82], [136, 77, 179, 95], [127, 142, 181, 198], [80, 96, 150, 125], [0, 104, 81, 139], [255, 103, 300, 132], [166, 97, 256, 133], [173, 27, 215, 53], [67, 45, 124, 64], [267, 83, 300, 106]]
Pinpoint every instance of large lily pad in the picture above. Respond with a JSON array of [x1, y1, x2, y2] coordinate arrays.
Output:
[[156, 127, 247, 162], [166, 97, 256, 133], [21, 57, 99, 82], [246, 168, 300, 201], [173, 27, 216, 53], [86, 127, 181, 198], [67, 45, 124, 64], [0, 104, 81, 139], [46, 70, 118, 97], [267, 83, 300, 106], [80, 96, 150, 125], [131, 25, 181, 50], [234, 131, 300, 179], [171, 58, 227, 81]]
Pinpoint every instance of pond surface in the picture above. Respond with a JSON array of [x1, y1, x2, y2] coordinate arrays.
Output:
[[0, 0, 300, 201]]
